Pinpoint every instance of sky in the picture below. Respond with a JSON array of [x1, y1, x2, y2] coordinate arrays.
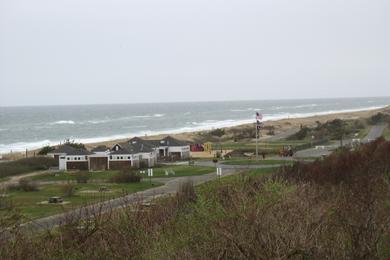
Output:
[[0, 0, 389, 106]]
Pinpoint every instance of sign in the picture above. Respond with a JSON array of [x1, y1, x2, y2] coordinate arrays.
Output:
[[217, 168, 222, 176], [147, 168, 153, 177]]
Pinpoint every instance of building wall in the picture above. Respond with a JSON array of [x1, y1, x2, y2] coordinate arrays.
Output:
[[66, 161, 88, 171], [89, 157, 108, 171], [109, 160, 132, 170]]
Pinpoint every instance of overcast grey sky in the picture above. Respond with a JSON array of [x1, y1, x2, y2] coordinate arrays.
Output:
[[0, 0, 389, 106]]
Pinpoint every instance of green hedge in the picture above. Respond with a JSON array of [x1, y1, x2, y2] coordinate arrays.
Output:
[[0, 157, 57, 178]]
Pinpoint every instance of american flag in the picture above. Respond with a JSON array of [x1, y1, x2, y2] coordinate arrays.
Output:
[[256, 112, 263, 120]]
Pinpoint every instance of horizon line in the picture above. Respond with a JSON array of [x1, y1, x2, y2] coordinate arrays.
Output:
[[1, 95, 389, 108]]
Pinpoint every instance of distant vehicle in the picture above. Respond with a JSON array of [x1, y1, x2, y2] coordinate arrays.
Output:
[[48, 196, 63, 204]]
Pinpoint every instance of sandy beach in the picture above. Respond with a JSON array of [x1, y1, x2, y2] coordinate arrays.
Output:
[[86, 106, 390, 148], [2, 105, 389, 160]]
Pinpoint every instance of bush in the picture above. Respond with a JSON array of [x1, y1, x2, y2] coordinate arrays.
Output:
[[75, 172, 90, 184], [38, 146, 55, 155], [288, 126, 310, 140], [63, 139, 86, 150], [18, 178, 38, 192], [367, 112, 390, 125], [110, 169, 142, 183], [0, 157, 57, 178], [209, 128, 225, 138], [61, 183, 76, 197]]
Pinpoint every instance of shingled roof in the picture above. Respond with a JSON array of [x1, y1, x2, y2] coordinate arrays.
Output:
[[49, 145, 92, 156]]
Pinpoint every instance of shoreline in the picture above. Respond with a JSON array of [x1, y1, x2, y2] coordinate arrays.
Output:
[[1, 105, 389, 159]]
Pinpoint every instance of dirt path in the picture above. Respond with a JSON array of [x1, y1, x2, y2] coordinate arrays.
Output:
[[0, 170, 51, 189]]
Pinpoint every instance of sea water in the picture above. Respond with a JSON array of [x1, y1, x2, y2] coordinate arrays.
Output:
[[0, 97, 389, 154]]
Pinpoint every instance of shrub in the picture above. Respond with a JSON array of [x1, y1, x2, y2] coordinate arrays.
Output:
[[0, 157, 57, 178], [38, 146, 55, 155], [209, 128, 225, 137], [288, 126, 310, 140], [63, 139, 86, 150], [18, 178, 38, 192], [110, 169, 142, 183], [367, 112, 390, 125], [75, 172, 90, 184], [61, 183, 76, 197]]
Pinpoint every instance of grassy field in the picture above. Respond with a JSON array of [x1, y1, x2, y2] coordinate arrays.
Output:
[[0, 182, 161, 220], [221, 158, 292, 165], [31, 165, 215, 182]]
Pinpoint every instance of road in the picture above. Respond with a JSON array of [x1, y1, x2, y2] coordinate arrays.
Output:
[[294, 124, 387, 158], [362, 124, 387, 143]]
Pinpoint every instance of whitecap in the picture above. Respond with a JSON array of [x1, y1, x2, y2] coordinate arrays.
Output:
[[50, 120, 75, 125]]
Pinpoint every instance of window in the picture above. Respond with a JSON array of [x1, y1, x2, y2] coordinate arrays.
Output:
[[110, 156, 112, 159], [128, 156, 131, 160], [121, 156, 123, 160]]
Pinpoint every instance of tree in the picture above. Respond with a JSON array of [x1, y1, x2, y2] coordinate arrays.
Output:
[[63, 139, 86, 150], [38, 146, 55, 155]]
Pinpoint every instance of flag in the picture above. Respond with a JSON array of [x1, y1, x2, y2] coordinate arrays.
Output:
[[256, 112, 263, 120]]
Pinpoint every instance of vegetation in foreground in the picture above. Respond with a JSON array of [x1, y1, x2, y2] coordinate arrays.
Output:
[[1, 139, 390, 259]]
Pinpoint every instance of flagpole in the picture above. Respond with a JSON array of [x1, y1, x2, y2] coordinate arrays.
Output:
[[256, 121, 258, 161]]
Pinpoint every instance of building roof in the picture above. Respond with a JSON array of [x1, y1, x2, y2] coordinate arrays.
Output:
[[91, 145, 109, 152], [49, 145, 92, 156], [128, 136, 189, 147], [110, 141, 155, 155], [160, 136, 189, 146]]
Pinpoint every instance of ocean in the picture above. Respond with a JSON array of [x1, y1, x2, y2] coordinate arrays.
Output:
[[0, 97, 389, 154]]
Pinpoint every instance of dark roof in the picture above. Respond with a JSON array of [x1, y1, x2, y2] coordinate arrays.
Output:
[[110, 141, 154, 155], [49, 145, 92, 155], [128, 136, 189, 147], [160, 136, 189, 146], [91, 145, 109, 152]]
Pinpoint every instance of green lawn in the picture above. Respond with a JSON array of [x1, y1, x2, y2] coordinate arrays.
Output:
[[1, 182, 161, 220], [31, 165, 215, 182], [221, 158, 293, 166]]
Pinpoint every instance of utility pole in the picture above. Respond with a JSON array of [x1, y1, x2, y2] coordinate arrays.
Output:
[[255, 112, 262, 161], [256, 122, 258, 160]]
